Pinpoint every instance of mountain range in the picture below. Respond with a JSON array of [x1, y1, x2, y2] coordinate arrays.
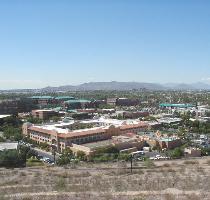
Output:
[[1, 81, 210, 93]]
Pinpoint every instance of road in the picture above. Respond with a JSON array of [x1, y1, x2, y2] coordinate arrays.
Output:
[[32, 148, 59, 161]]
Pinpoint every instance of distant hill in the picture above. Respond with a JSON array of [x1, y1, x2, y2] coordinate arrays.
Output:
[[164, 83, 195, 90], [1, 81, 210, 93], [191, 82, 210, 90], [76, 81, 165, 91], [164, 82, 210, 90], [40, 81, 165, 92], [41, 81, 210, 92]]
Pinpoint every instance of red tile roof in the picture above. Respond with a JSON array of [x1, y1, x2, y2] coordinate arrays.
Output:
[[60, 129, 106, 138], [28, 126, 57, 136], [28, 122, 148, 140], [29, 126, 106, 139]]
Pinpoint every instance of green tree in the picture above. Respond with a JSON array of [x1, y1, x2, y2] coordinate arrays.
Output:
[[118, 153, 131, 161], [26, 117, 43, 124], [201, 147, 210, 156], [18, 145, 37, 160], [170, 147, 184, 159], [0, 149, 25, 168], [76, 151, 86, 161], [0, 137, 5, 142], [2, 116, 22, 127], [57, 148, 73, 166], [39, 142, 50, 151], [3, 126, 22, 141]]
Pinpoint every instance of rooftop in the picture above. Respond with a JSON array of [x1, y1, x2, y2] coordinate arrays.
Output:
[[55, 96, 75, 100], [27, 117, 149, 139], [65, 99, 91, 104], [32, 109, 57, 112], [159, 103, 194, 108], [82, 139, 113, 149], [0, 115, 11, 119], [29, 96, 54, 99], [157, 117, 182, 124], [0, 142, 18, 151], [159, 137, 179, 142]]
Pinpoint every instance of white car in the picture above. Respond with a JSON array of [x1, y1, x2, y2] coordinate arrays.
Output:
[[150, 157, 158, 160]]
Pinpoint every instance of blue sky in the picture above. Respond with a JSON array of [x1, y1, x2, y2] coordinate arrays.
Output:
[[0, 0, 210, 89]]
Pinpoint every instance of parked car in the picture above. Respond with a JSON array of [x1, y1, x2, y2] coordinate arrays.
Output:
[[36, 155, 43, 160]]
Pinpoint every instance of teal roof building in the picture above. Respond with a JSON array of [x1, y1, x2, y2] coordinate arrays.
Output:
[[159, 103, 194, 108]]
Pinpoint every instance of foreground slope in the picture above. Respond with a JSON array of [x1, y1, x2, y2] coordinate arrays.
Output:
[[0, 158, 210, 200]]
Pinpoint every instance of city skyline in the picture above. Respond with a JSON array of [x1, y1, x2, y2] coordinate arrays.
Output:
[[0, 0, 210, 89]]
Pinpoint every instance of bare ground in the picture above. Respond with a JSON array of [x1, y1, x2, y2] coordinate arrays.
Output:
[[1, 157, 210, 200]]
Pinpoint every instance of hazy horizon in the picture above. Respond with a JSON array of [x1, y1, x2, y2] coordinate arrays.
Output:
[[1, 80, 210, 90], [0, 0, 210, 89]]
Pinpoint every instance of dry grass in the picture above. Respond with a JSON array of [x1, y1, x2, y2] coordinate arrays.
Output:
[[162, 163, 171, 168], [0, 158, 210, 199], [183, 160, 199, 165], [205, 159, 210, 165]]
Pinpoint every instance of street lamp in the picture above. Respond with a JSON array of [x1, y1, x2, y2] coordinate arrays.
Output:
[[51, 144, 57, 164]]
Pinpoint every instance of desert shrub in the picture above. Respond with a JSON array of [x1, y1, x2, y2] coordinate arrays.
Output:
[[205, 159, 210, 165], [54, 177, 66, 191], [133, 198, 145, 200], [118, 153, 131, 161], [183, 160, 199, 165], [117, 160, 127, 168], [144, 159, 155, 168], [166, 168, 176, 173], [0, 194, 9, 200], [162, 163, 170, 167], [19, 171, 27, 176]]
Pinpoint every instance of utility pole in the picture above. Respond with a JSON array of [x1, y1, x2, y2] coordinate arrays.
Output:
[[53, 149, 56, 164], [130, 154, 133, 173], [51, 144, 56, 164]]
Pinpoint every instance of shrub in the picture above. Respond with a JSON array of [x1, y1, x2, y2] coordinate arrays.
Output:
[[170, 148, 184, 159], [0, 136, 5, 142], [39, 142, 50, 151], [144, 159, 155, 168], [183, 160, 199, 165], [162, 163, 170, 167], [55, 177, 66, 191], [76, 151, 86, 161], [57, 149, 74, 166], [0, 149, 25, 168], [118, 153, 131, 161], [205, 159, 210, 165], [26, 157, 44, 167]]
